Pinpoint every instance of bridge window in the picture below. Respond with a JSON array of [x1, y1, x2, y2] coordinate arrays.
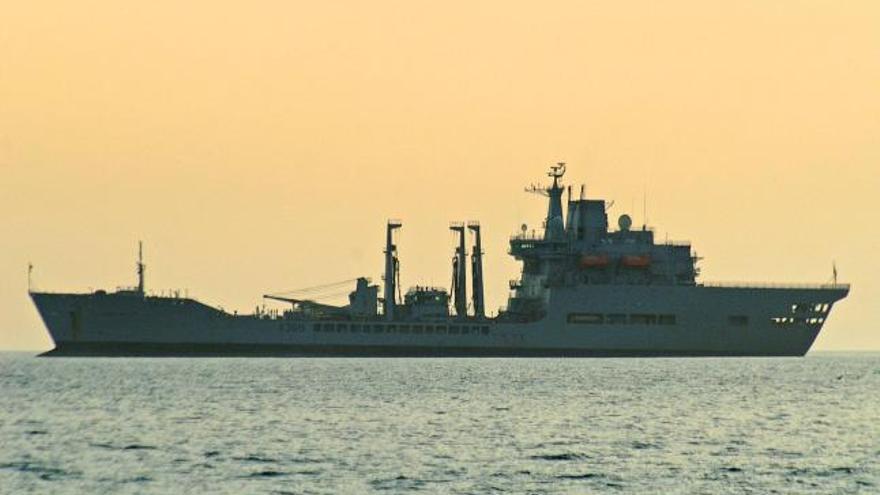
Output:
[[373, 324, 383, 333]]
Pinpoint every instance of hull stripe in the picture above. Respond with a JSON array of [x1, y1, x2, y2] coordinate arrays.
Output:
[[41, 342, 809, 357]]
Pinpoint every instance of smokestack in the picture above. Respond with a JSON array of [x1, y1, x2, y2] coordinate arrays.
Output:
[[468, 222, 485, 318], [449, 223, 467, 317], [384, 220, 402, 320]]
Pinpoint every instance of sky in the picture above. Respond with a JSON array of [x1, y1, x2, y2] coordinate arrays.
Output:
[[1, 1, 878, 351]]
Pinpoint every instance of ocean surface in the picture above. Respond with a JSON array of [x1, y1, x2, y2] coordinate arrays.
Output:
[[0, 353, 877, 494]]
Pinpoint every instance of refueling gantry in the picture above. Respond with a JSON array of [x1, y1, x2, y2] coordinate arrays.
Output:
[[382, 219, 486, 321]]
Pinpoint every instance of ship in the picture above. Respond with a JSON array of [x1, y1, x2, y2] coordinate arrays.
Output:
[[30, 164, 850, 357]]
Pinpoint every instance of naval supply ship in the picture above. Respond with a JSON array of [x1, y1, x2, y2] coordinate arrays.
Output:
[[30, 164, 849, 357]]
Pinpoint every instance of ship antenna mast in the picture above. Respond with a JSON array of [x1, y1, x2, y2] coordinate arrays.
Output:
[[549, 162, 566, 185], [525, 162, 567, 197], [383, 220, 402, 320], [524, 162, 568, 239], [137, 241, 145, 295], [449, 222, 468, 318]]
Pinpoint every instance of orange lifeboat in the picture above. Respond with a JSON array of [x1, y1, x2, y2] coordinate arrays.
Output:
[[621, 255, 651, 268], [579, 254, 609, 269]]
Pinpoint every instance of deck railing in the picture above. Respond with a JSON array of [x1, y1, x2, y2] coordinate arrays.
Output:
[[700, 282, 850, 290]]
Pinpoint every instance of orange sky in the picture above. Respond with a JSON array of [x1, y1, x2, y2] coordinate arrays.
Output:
[[1, 1, 878, 351]]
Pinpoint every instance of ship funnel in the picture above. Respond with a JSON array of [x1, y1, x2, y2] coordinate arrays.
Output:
[[383, 220, 402, 320], [468, 222, 485, 318], [450, 222, 467, 317]]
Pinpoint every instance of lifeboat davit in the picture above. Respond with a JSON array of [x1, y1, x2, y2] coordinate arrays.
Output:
[[579, 254, 609, 268], [621, 255, 651, 268]]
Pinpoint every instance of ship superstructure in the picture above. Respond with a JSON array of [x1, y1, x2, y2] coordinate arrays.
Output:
[[505, 163, 699, 322], [30, 165, 850, 356]]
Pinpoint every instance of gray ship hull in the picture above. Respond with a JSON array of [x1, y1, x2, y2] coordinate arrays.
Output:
[[38, 342, 813, 357], [31, 283, 849, 357]]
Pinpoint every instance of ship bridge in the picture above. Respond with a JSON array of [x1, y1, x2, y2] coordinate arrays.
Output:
[[503, 164, 701, 321]]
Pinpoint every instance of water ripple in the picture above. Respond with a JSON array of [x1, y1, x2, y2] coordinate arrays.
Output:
[[0, 352, 878, 494]]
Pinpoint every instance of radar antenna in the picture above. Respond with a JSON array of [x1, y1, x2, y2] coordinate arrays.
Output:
[[548, 162, 566, 180], [525, 162, 567, 197]]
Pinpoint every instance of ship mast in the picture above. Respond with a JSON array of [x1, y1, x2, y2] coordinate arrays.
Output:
[[383, 220, 402, 320], [525, 162, 567, 240], [468, 222, 485, 318], [449, 222, 468, 317], [137, 241, 145, 295]]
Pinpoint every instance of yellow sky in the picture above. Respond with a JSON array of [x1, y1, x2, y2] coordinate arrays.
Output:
[[1, 1, 878, 351]]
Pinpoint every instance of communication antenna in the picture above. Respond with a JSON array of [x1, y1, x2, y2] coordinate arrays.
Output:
[[527, 162, 567, 197], [549, 162, 566, 180], [27, 262, 33, 292], [137, 241, 145, 294]]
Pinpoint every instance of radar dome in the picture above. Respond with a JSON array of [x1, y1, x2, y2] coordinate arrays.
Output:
[[618, 214, 633, 231]]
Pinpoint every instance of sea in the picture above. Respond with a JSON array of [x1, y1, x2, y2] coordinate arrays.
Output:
[[0, 352, 877, 494]]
